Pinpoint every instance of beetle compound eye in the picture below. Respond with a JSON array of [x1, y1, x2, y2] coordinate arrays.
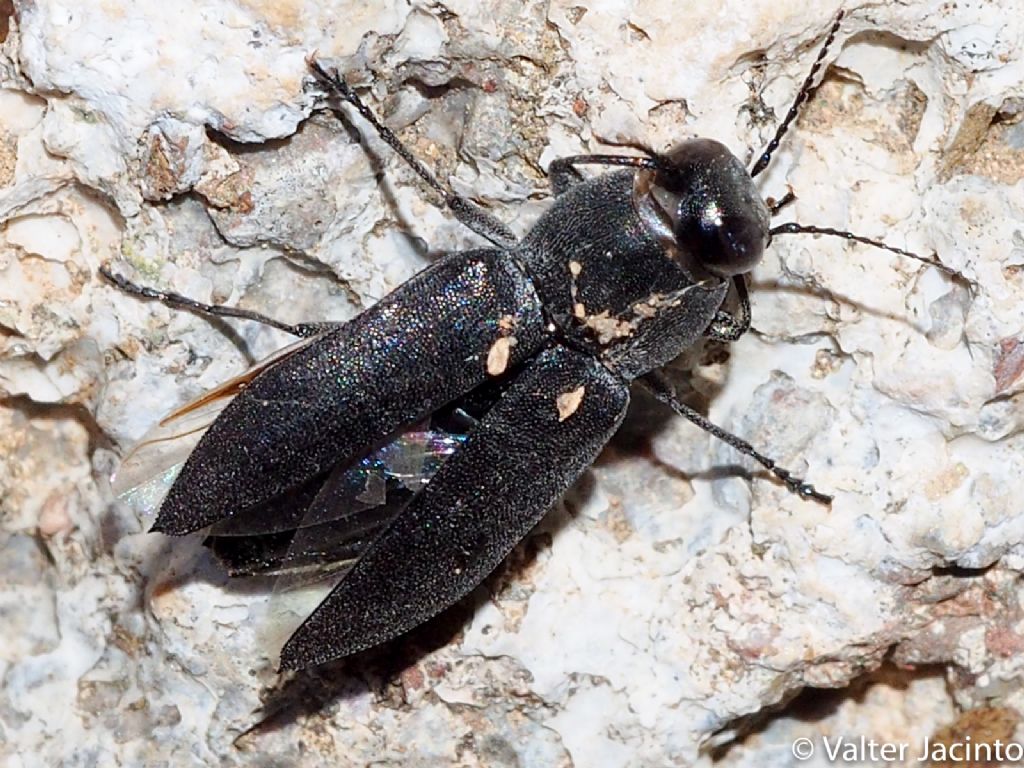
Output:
[[637, 138, 771, 278]]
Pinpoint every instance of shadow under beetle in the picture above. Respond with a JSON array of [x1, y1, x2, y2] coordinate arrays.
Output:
[[105, 11, 959, 669]]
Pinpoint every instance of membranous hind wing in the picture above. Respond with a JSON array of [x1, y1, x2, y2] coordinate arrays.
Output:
[[205, 428, 470, 577], [205, 386, 498, 654], [279, 345, 630, 669], [219, 424, 475, 652], [203, 378, 499, 576], [112, 334, 323, 520]]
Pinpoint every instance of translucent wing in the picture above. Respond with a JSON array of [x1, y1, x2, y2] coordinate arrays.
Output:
[[205, 429, 468, 569], [111, 334, 322, 522], [216, 427, 471, 651]]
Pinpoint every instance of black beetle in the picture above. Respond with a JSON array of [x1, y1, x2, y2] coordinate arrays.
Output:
[[105, 11, 956, 669]]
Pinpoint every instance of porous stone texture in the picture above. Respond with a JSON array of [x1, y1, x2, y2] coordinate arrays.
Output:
[[2, 1, 1023, 766]]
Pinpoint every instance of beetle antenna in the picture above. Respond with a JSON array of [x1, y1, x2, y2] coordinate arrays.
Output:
[[750, 10, 845, 178], [769, 222, 961, 276]]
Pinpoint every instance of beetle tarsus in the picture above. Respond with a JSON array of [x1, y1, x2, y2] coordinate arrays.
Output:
[[800, 483, 833, 505], [772, 467, 833, 505], [767, 190, 797, 216]]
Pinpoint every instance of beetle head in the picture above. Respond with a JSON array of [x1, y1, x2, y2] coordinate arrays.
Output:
[[633, 138, 770, 278]]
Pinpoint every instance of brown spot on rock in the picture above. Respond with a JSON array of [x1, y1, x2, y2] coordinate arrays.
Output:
[[0, 0, 13, 44], [927, 707, 1020, 768], [994, 336, 1024, 393]]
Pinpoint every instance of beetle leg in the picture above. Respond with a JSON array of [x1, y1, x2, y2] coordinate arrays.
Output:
[[641, 369, 832, 504], [99, 265, 340, 339], [547, 153, 662, 196], [278, 344, 629, 668], [547, 157, 585, 195], [705, 275, 751, 342], [308, 60, 518, 249]]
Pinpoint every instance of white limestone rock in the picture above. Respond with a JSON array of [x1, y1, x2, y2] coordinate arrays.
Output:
[[2, 0, 1023, 766]]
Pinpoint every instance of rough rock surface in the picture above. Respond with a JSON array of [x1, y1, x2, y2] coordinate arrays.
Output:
[[2, 1, 1023, 766]]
